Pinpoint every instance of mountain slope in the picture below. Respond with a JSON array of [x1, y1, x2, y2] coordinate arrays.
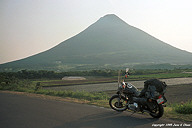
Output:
[[1, 14, 192, 71]]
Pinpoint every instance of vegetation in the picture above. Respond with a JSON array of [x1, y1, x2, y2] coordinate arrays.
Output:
[[0, 69, 117, 79], [1, 68, 192, 80], [173, 100, 192, 114], [35, 90, 109, 101], [0, 77, 109, 102], [0, 77, 35, 92], [0, 69, 192, 121], [164, 101, 192, 122], [1, 69, 192, 87]]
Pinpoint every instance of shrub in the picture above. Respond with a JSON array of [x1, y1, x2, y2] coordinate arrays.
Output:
[[174, 100, 192, 114]]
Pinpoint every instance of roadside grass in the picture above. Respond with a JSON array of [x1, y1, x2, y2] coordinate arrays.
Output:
[[0, 80, 110, 105], [173, 100, 192, 114], [164, 107, 192, 122], [163, 101, 192, 122], [35, 89, 109, 101]]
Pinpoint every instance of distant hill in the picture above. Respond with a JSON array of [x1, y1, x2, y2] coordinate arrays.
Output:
[[1, 14, 192, 71]]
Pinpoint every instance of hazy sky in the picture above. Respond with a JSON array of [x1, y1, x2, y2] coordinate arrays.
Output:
[[1, 0, 192, 64]]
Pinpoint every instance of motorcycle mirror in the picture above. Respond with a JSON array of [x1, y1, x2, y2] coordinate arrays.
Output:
[[126, 68, 129, 73]]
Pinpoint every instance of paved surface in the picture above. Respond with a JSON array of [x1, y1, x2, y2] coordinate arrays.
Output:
[[0, 92, 186, 128], [44, 78, 192, 92]]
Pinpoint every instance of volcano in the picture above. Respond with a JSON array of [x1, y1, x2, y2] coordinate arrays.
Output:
[[1, 14, 192, 71]]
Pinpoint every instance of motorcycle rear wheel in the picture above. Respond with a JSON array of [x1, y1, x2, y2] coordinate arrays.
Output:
[[149, 102, 164, 118], [109, 95, 127, 112]]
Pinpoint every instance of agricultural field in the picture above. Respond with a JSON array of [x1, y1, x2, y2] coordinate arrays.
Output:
[[43, 78, 192, 97], [36, 70, 192, 87], [164, 84, 192, 104], [36, 77, 117, 87]]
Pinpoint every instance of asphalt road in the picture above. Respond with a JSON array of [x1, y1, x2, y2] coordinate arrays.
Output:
[[0, 92, 185, 128]]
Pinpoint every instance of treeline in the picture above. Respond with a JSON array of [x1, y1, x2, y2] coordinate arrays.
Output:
[[0, 69, 118, 80], [1, 69, 191, 80]]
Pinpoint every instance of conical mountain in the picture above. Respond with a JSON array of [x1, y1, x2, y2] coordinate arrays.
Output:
[[1, 14, 192, 71]]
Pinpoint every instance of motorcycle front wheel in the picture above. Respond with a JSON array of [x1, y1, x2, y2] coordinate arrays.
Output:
[[149, 102, 164, 118], [109, 94, 128, 112]]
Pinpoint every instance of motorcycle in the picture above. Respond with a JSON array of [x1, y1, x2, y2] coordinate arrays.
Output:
[[109, 68, 167, 118]]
